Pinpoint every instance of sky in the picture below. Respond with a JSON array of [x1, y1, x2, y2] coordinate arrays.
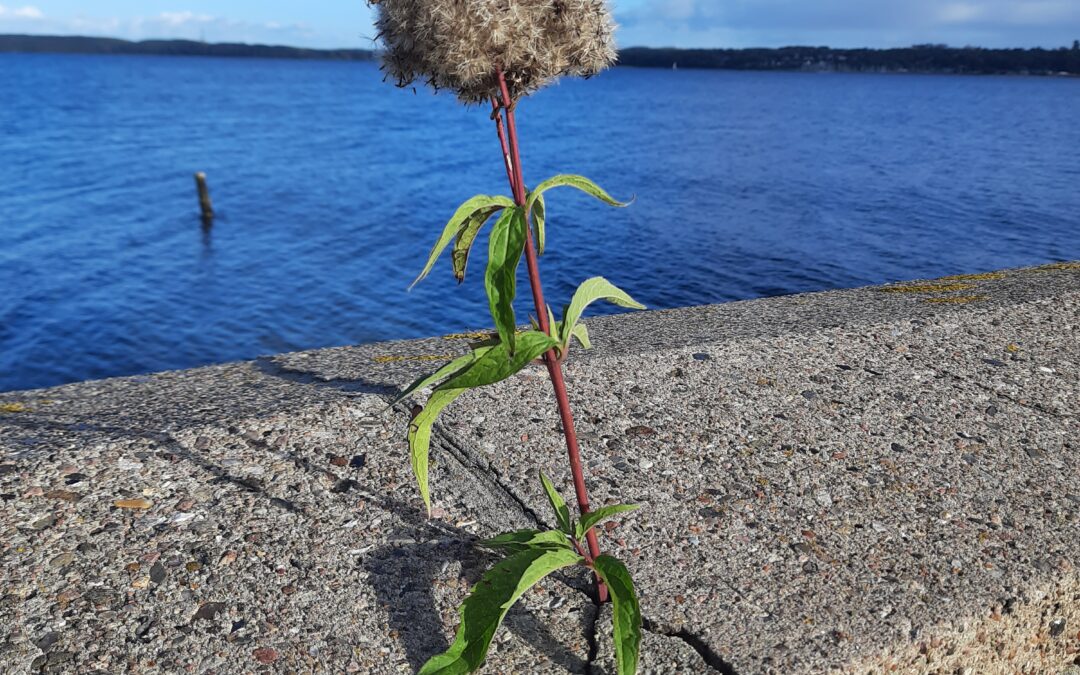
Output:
[[0, 1, 1078, 50]]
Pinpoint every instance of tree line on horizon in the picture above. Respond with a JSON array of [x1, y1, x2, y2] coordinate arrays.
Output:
[[0, 35, 375, 60], [2, 35, 1079, 75], [618, 42, 1080, 75]]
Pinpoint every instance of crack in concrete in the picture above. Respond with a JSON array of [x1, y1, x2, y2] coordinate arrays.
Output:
[[432, 423, 747, 674], [432, 423, 603, 598], [565, 578, 736, 674], [641, 618, 739, 675], [584, 599, 600, 675], [253, 356, 396, 395]]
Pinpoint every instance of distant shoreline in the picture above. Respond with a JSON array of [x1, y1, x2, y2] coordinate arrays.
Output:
[[0, 35, 375, 61], [2, 34, 1079, 76]]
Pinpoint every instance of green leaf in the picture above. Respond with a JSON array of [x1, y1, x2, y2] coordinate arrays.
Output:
[[408, 388, 467, 515], [484, 208, 527, 354], [419, 547, 584, 674], [574, 504, 639, 541], [391, 348, 493, 407], [560, 277, 646, 348], [539, 472, 573, 535], [452, 205, 504, 283], [530, 192, 547, 255], [592, 555, 642, 675], [481, 529, 574, 553], [411, 195, 514, 289], [525, 174, 632, 222], [570, 322, 592, 350], [438, 331, 556, 391]]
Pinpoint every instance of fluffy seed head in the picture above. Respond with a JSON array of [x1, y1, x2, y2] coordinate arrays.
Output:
[[369, 0, 617, 103]]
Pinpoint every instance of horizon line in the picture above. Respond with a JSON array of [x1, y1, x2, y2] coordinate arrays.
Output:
[[2, 32, 1077, 54]]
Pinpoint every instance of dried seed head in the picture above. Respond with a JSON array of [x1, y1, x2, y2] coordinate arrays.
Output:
[[369, 0, 617, 103]]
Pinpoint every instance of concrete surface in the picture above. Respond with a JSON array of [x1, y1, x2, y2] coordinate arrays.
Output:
[[1, 262, 1078, 674]]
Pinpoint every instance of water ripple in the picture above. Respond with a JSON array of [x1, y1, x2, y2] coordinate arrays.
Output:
[[1, 55, 1078, 391]]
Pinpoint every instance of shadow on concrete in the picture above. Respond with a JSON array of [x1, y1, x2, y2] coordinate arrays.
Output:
[[251, 357, 400, 397], [0, 355, 411, 457], [1, 412, 590, 671], [366, 531, 591, 673]]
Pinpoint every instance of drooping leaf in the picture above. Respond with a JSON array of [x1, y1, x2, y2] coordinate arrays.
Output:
[[481, 529, 574, 553], [484, 208, 527, 354], [575, 504, 639, 542], [539, 472, 573, 535], [438, 331, 557, 391], [452, 205, 504, 283], [391, 348, 493, 407], [560, 277, 645, 348], [570, 322, 592, 350], [592, 555, 642, 675], [419, 547, 585, 674], [408, 388, 467, 515], [525, 174, 632, 222], [412, 195, 514, 289], [530, 192, 547, 255]]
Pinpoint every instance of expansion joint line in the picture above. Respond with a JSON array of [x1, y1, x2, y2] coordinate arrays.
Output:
[[433, 427, 546, 529]]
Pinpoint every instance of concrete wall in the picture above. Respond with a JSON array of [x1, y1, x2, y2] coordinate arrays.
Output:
[[1, 262, 1077, 673]]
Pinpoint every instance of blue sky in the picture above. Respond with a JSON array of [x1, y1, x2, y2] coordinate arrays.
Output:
[[1, 1, 1078, 49]]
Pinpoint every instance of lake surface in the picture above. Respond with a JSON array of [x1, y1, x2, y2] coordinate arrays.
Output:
[[2, 54, 1078, 392]]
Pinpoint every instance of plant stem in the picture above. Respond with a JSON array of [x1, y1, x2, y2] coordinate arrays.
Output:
[[492, 70, 608, 603]]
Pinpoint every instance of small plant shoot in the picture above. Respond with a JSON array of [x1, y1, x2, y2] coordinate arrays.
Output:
[[418, 474, 640, 674], [369, 0, 646, 671]]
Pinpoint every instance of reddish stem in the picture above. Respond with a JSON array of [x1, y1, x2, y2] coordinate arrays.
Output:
[[492, 69, 608, 602]]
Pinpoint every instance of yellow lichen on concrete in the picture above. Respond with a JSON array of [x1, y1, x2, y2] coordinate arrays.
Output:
[[0, 403, 28, 413], [373, 354, 457, 364], [1033, 261, 1080, 272], [923, 295, 989, 305], [442, 331, 494, 341], [880, 283, 976, 294], [937, 272, 1007, 282]]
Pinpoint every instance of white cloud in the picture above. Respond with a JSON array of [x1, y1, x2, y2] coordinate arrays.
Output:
[[0, 4, 44, 19], [659, 0, 701, 21], [4, 11, 319, 46], [938, 4, 983, 24], [156, 11, 215, 27]]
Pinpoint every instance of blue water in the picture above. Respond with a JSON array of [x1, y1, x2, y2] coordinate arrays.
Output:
[[2, 53, 1078, 392]]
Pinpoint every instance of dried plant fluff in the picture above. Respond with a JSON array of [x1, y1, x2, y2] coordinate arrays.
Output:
[[369, 0, 617, 103]]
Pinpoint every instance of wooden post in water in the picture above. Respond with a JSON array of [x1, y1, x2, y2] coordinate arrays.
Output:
[[194, 172, 214, 224]]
